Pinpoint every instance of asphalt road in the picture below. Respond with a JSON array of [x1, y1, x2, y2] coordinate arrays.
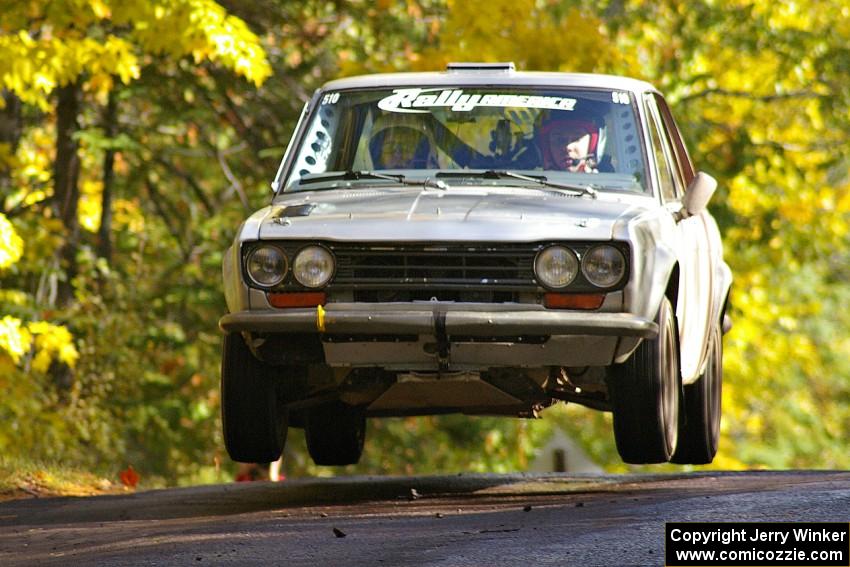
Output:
[[1, 471, 848, 566]]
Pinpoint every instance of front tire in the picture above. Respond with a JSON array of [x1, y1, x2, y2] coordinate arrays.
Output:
[[671, 322, 723, 464], [221, 332, 288, 463], [607, 297, 681, 464], [305, 401, 366, 466]]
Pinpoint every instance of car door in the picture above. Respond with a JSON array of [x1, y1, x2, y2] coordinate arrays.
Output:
[[643, 93, 712, 384], [654, 94, 727, 329]]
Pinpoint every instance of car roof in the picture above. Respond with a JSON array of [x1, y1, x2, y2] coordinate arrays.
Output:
[[321, 69, 658, 95]]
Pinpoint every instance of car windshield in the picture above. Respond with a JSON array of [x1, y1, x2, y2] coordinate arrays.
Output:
[[280, 86, 648, 193]]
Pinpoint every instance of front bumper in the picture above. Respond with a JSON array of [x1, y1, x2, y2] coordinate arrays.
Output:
[[220, 303, 655, 369], [219, 302, 657, 338]]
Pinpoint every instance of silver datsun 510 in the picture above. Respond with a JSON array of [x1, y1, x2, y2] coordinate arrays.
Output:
[[220, 63, 732, 467]]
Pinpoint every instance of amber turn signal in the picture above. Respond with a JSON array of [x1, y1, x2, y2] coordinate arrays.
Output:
[[544, 293, 605, 310], [267, 292, 327, 308]]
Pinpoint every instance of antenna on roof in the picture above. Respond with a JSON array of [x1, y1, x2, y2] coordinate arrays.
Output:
[[446, 62, 516, 73]]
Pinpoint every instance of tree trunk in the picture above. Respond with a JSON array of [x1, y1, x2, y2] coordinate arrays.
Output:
[[54, 82, 82, 306], [98, 89, 117, 263]]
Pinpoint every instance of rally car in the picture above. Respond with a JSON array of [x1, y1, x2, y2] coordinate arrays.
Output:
[[220, 62, 732, 466]]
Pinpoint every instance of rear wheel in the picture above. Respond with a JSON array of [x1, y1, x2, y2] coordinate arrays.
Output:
[[221, 333, 288, 463], [607, 297, 681, 464], [671, 322, 723, 464], [305, 401, 366, 466]]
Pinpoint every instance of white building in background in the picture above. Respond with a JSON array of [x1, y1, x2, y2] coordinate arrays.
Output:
[[528, 429, 603, 474]]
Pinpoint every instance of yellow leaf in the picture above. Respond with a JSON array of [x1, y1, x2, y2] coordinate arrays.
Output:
[[0, 316, 31, 364], [0, 213, 24, 270], [89, 0, 111, 19], [28, 321, 79, 371], [78, 179, 103, 233]]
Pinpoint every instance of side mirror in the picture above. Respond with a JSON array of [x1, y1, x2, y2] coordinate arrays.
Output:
[[681, 172, 717, 218]]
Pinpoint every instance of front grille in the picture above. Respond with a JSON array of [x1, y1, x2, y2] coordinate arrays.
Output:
[[352, 289, 518, 302], [327, 243, 538, 291]]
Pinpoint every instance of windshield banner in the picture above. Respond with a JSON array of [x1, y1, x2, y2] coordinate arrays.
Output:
[[377, 88, 577, 114]]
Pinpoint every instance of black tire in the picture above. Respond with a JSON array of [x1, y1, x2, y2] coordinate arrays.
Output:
[[305, 401, 366, 466], [221, 332, 288, 463], [607, 297, 681, 464], [671, 322, 723, 464]]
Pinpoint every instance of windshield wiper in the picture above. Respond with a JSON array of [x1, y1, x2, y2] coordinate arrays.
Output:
[[437, 170, 597, 198], [298, 170, 448, 190]]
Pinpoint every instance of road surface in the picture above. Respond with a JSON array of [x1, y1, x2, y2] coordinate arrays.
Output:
[[1, 471, 848, 566]]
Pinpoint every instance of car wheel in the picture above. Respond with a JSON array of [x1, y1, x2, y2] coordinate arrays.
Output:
[[305, 401, 366, 466], [221, 332, 288, 463], [671, 322, 723, 464], [607, 296, 680, 464]]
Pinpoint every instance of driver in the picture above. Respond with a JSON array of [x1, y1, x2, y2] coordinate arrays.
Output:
[[369, 117, 437, 169], [539, 117, 601, 173]]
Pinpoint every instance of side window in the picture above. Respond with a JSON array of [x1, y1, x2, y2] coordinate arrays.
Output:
[[653, 94, 695, 184], [644, 96, 677, 202]]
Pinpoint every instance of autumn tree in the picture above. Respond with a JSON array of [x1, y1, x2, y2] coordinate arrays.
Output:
[[0, 0, 270, 477]]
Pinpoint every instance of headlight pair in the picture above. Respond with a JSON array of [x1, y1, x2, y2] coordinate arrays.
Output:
[[246, 245, 334, 289], [534, 244, 626, 289]]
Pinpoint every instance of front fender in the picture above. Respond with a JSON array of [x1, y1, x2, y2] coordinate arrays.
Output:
[[612, 209, 679, 362], [222, 218, 257, 315], [222, 237, 249, 314], [222, 209, 277, 315], [618, 211, 679, 324]]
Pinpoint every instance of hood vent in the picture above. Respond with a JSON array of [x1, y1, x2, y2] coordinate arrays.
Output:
[[275, 204, 316, 218]]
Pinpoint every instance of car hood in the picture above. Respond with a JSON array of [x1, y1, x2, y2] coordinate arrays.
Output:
[[252, 187, 654, 242]]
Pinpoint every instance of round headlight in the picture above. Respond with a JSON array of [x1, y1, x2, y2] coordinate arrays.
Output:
[[582, 245, 626, 287], [293, 246, 335, 288], [535, 246, 579, 289], [246, 245, 287, 287]]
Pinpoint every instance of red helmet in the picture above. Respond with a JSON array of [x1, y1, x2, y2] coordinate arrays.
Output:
[[539, 118, 600, 170]]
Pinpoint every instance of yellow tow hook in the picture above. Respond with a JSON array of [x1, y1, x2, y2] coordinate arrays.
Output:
[[316, 304, 326, 333]]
